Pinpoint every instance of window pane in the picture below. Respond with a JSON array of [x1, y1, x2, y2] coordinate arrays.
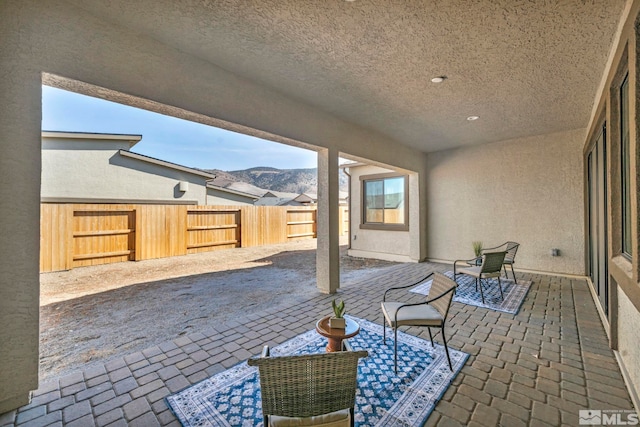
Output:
[[365, 180, 384, 223], [383, 177, 405, 224], [621, 74, 632, 257], [362, 175, 407, 227]]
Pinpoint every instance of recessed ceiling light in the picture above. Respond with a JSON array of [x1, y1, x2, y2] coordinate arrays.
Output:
[[431, 76, 447, 83], [467, 116, 479, 121]]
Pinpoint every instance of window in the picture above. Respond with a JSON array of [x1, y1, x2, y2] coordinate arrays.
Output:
[[361, 173, 408, 230], [621, 73, 632, 258]]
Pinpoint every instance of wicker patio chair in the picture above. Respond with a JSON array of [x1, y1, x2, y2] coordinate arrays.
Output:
[[482, 241, 520, 283], [248, 346, 368, 427], [381, 271, 457, 373], [454, 251, 507, 304]]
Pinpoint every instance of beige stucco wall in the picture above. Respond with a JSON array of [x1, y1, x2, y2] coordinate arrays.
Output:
[[0, 0, 429, 411], [347, 165, 421, 262], [617, 286, 640, 405], [426, 128, 586, 275], [42, 138, 208, 204]]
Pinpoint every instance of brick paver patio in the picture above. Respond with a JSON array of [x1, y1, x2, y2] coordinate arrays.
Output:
[[0, 262, 636, 426]]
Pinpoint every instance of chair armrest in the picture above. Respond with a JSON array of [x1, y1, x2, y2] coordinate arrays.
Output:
[[454, 258, 478, 266], [453, 258, 477, 276], [383, 272, 434, 301]]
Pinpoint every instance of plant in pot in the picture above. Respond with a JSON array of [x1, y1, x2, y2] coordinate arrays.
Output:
[[472, 241, 483, 266], [472, 241, 483, 258], [329, 299, 346, 329]]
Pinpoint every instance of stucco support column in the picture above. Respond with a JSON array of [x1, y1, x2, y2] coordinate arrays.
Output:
[[316, 147, 340, 294], [408, 172, 425, 261], [0, 68, 41, 410]]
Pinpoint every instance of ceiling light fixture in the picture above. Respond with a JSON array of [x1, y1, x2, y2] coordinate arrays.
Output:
[[467, 116, 479, 121], [431, 76, 447, 83]]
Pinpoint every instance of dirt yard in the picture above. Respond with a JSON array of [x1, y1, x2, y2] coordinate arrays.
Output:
[[39, 240, 398, 381]]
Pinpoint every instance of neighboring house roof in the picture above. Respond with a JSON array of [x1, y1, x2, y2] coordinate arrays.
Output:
[[255, 191, 318, 206], [206, 184, 259, 200], [42, 130, 142, 148], [256, 191, 348, 206], [118, 150, 215, 179], [257, 190, 304, 205], [254, 197, 304, 206], [209, 176, 236, 188], [293, 193, 315, 203], [225, 182, 268, 197]]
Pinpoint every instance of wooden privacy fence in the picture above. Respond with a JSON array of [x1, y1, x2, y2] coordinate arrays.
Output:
[[40, 204, 349, 273]]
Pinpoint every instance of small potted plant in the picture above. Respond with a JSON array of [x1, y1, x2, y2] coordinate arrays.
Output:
[[329, 299, 346, 329], [472, 241, 483, 258]]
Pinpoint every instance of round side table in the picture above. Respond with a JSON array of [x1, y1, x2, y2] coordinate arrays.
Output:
[[315, 315, 360, 352]]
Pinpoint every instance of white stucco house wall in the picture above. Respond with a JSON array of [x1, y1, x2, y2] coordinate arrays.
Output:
[[42, 131, 253, 205]]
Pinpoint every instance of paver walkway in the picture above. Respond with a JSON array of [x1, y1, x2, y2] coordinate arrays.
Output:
[[0, 262, 636, 426]]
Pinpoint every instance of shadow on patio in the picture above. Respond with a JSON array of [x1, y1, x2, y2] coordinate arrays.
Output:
[[2, 262, 635, 426]]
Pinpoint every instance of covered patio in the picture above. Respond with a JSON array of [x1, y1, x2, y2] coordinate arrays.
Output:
[[3, 0, 640, 424], [1, 264, 634, 426]]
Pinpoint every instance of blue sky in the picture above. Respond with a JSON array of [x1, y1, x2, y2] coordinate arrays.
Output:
[[41, 86, 317, 171]]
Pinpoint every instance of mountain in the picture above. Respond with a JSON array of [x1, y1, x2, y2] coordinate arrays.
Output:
[[205, 167, 349, 195]]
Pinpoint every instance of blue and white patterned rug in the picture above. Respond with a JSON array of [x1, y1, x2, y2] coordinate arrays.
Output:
[[167, 316, 468, 426], [410, 271, 531, 314]]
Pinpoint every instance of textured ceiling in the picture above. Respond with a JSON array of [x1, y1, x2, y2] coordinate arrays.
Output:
[[67, 0, 625, 152]]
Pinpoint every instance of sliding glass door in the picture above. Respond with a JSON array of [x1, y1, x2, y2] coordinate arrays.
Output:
[[587, 124, 608, 315]]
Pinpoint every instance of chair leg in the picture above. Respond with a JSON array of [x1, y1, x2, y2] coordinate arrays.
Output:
[[510, 263, 517, 284], [428, 327, 434, 347], [349, 407, 354, 427], [479, 278, 486, 304], [382, 315, 386, 344], [394, 327, 398, 374], [264, 415, 269, 427], [441, 325, 453, 371], [442, 323, 453, 372], [498, 277, 504, 300]]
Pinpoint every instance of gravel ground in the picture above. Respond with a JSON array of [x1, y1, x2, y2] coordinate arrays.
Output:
[[39, 239, 398, 381]]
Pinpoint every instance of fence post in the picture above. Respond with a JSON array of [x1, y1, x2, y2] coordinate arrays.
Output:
[[134, 207, 141, 261]]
